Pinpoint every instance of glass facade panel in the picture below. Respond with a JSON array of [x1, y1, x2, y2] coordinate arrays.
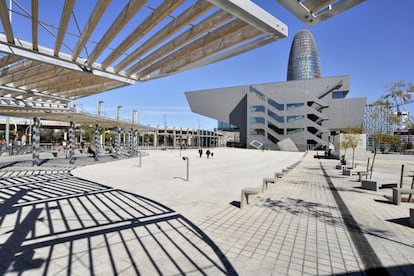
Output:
[[249, 128, 265, 136], [249, 86, 265, 102], [267, 133, 279, 144], [249, 117, 265, 124], [287, 115, 304, 122], [287, 128, 304, 135], [332, 91, 345, 99], [249, 105, 265, 112], [218, 121, 238, 130], [287, 102, 304, 110], [268, 98, 284, 111], [268, 122, 284, 135], [267, 110, 284, 122], [287, 30, 322, 81]]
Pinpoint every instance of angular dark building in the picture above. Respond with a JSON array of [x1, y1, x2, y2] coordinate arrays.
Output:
[[287, 30, 321, 81]]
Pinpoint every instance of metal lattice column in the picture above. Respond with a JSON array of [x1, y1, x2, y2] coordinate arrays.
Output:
[[114, 127, 120, 158], [69, 121, 75, 164], [32, 117, 41, 166], [134, 130, 139, 156], [94, 125, 100, 161], [128, 129, 133, 156], [136, 130, 140, 155]]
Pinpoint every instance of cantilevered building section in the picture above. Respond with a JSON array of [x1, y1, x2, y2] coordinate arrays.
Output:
[[186, 29, 366, 150], [287, 30, 321, 81], [186, 76, 366, 150]]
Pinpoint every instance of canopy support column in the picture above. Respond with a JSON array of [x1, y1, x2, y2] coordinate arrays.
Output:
[[94, 125, 100, 161], [32, 117, 40, 166], [69, 121, 75, 164], [114, 127, 120, 158]]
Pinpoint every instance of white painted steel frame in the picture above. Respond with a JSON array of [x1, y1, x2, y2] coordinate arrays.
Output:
[[276, 0, 365, 26]]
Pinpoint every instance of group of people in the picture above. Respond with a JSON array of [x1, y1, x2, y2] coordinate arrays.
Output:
[[198, 148, 213, 158]]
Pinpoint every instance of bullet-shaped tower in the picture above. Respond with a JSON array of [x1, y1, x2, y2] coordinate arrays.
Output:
[[287, 30, 322, 81]]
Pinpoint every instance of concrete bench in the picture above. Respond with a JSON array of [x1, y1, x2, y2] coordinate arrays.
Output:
[[335, 163, 349, 170], [410, 208, 414, 228], [262, 177, 276, 192], [274, 171, 284, 179], [392, 188, 414, 205], [361, 180, 397, 191], [342, 168, 359, 176], [356, 171, 369, 182], [241, 187, 261, 209]]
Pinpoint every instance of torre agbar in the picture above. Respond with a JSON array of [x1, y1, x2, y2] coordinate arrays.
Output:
[[186, 30, 367, 150]]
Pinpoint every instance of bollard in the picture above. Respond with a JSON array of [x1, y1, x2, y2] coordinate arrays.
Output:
[[138, 151, 142, 167], [182, 156, 189, 181]]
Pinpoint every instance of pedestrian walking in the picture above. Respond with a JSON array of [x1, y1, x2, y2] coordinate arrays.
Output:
[[198, 148, 203, 158]]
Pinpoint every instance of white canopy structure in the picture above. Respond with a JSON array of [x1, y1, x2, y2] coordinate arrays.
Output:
[[0, 0, 364, 123]]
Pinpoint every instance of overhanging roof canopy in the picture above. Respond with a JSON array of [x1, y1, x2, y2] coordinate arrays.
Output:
[[0, 0, 288, 104], [276, 0, 365, 26], [0, 104, 152, 130], [0, 0, 365, 126]]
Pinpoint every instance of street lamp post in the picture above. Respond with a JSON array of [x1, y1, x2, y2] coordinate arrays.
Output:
[[182, 156, 189, 181], [115, 105, 122, 121], [96, 100, 104, 115]]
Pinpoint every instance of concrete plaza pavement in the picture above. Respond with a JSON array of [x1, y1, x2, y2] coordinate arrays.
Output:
[[73, 148, 304, 222], [0, 148, 413, 275]]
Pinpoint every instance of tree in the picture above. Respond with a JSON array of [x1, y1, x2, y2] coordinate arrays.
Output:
[[340, 126, 363, 168], [382, 81, 414, 114], [79, 125, 96, 143], [370, 132, 393, 179]]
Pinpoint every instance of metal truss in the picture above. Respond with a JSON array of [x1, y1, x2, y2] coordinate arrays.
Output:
[[276, 0, 365, 26]]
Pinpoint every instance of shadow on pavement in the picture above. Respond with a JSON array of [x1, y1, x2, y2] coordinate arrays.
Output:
[[0, 170, 237, 275]]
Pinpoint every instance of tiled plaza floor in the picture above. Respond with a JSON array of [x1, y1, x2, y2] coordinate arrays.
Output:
[[0, 149, 413, 275]]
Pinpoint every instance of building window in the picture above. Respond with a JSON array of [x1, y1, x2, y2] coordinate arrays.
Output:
[[249, 86, 266, 102], [268, 110, 284, 122], [287, 128, 304, 135], [287, 115, 304, 122], [332, 91, 345, 99], [287, 102, 304, 110], [249, 117, 265, 124], [218, 121, 238, 130], [268, 98, 284, 111], [249, 128, 265, 136], [249, 105, 265, 112], [268, 122, 284, 135]]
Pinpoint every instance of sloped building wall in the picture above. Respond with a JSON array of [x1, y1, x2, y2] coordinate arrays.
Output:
[[186, 76, 366, 150]]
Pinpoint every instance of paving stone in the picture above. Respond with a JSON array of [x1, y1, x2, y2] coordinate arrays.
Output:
[[2, 149, 414, 275]]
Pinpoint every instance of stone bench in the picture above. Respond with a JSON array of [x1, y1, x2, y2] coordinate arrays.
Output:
[[392, 188, 414, 205], [241, 187, 261, 209], [335, 163, 349, 170], [342, 168, 359, 176], [274, 171, 284, 179], [356, 171, 369, 182], [262, 177, 276, 192], [361, 180, 397, 191]]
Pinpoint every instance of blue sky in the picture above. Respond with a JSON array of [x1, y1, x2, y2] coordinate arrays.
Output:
[[75, 0, 414, 131]]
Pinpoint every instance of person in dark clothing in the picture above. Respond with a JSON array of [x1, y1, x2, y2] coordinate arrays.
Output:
[[340, 155, 347, 165], [87, 146, 96, 158], [206, 149, 211, 158], [198, 148, 203, 158]]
